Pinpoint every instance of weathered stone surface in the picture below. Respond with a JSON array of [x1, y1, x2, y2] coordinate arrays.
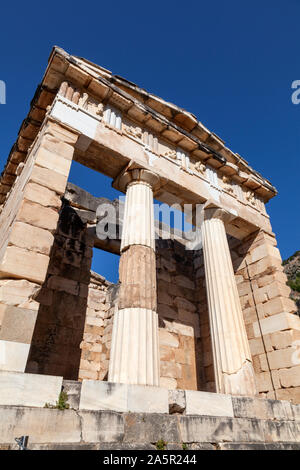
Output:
[[267, 347, 298, 370], [118, 244, 156, 310], [0, 371, 62, 407], [9, 221, 54, 255], [0, 246, 49, 284], [0, 407, 81, 444], [168, 389, 186, 413], [0, 340, 30, 372], [127, 384, 168, 413], [30, 165, 67, 194], [185, 390, 234, 417], [179, 415, 265, 443], [17, 200, 59, 232], [80, 381, 128, 412], [159, 329, 179, 348], [35, 147, 72, 177], [232, 396, 294, 421], [219, 442, 300, 450], [123, 413, 180, 443], [80, 410, 124, 443], [0, 280, 40, 307], [253, 312, 300, 337], [0, 305, 37, 343], [62, 380, 82, 410], [278, 366, 300, 388], [24, 182, 61, 208], [80, 381, 168, 413]]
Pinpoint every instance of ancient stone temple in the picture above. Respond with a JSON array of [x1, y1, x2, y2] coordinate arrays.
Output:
[[0, 47, 299, 449]]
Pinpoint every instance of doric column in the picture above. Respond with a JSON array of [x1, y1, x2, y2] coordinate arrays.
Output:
[[201, 205, 257, 396], [108, 168, 160, 386]]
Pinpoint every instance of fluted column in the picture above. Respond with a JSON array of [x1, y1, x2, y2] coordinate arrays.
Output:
[[201, 205, 257, 396], [108, 169, 160, 386]]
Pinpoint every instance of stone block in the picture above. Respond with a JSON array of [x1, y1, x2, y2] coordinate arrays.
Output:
[[185, 390, 234, 417], [0, 305, 37, 343], [30, 165, 67, 195], [159, 377, 177, 389], [0, 280, 40, 307], [80, 381, 168, 414], [263, 420, 300, 443], [123, 413, 180, 443], [9, 221, 54, 255], [47, 276, 79, 295], [159, 329, 179, 348], [248, 256, 282, 278], [162, 318, 197, 337], [127, 384, 168, 413], [276, 387, 300, 404], [253, 312, 300, 337], [249, 244, 281, 264], [158, 304, 178, 320], [179, 415, 265, 443], [80, 410, 124, 443], [159, 345, 175, 362], [35, 147, 72, 177], [269, 329, 300, 350], [262, 296, 297, 316], [256, 371, 273, 393], [232, 396, 293, 420], [174, 297, 196, 312], [0, 407, 81, 444], [0, 371, 63, 407], [17, 200, 59, 231], [0, 246, 49, 284], [160, 360, 182, 379], [174, 275, 195, 289], [168, 389, 186, 413], [62, 380, 82, 410], [253, 283, 291, 305], [267, 347, 298, 370], [0, 340, 30, 372], [80, 381, 128, 412], [24, 182, 61, 208], [249, 337, 265, 356], [292, 404, 300, 421], [278, 366, 300, 388]]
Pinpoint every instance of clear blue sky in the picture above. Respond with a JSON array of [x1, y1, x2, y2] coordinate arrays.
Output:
[[0, 0, 299, 282]]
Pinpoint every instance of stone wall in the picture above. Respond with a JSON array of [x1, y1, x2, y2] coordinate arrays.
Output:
[[0, 122, 78, 373], [79, 272, 116, 382], [193, 250, 215, 392], [156, 239, 202, 391], [229, 231, 300, 403], [25, 199, 93, 379]]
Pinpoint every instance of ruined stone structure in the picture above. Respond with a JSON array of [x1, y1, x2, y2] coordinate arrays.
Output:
[[0, 47, 300, 449]]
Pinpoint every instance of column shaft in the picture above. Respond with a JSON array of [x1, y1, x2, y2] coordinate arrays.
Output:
[[108, 169, 160, 386], [202, 209, 257, 396]]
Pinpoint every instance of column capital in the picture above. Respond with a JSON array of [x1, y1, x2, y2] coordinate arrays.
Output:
[[114, 167, 160, 193], [202, 201, 237, 225]]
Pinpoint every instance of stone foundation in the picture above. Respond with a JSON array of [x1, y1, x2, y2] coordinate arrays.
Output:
[[0, 372, 300, 450]]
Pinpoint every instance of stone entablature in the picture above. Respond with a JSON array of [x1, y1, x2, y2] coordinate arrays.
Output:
[[0, 47, 274, 220], [51, 85, 269, 217]]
